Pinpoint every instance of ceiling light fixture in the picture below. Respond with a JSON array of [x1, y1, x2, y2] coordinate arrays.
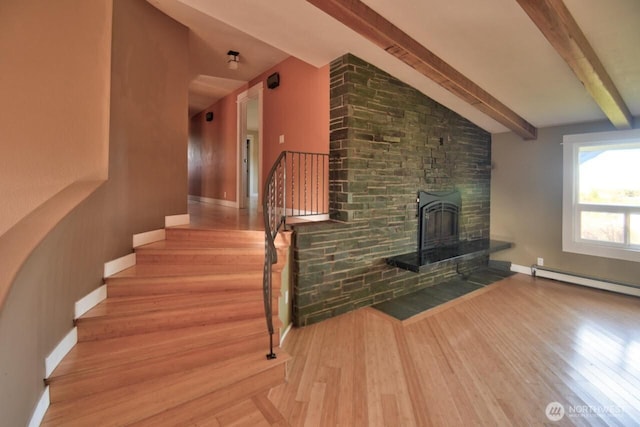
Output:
[[227, 50, 239, 70]]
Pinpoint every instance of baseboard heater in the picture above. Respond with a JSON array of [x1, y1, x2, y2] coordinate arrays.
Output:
[[531, 264, 640, 298]]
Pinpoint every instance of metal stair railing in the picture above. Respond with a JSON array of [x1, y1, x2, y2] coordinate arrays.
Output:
[[262, 150, 329, 359]]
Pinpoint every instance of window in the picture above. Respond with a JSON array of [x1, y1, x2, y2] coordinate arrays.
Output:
[[563, 129, 640, 262]]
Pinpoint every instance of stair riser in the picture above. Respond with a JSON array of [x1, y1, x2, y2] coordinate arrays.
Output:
[[106, 275, 283, 298], [77, 305, 279, 341], [136, 253, 265, 265], [165, 229, 264, 244], [48, 334, 274, 403]]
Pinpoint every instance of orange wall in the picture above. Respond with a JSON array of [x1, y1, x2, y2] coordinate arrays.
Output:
[[188, 57, 329, 202], [251, 57, 330, 185], [189, 88, 242, 201]]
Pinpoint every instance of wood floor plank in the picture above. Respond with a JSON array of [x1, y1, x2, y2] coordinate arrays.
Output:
[[271, 274, 640, 425]]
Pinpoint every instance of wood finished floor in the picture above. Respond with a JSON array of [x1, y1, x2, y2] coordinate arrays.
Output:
[[270, 274, 640, 426]]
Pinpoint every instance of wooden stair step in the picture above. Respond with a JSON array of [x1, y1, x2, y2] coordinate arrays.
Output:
[[108, 262, 280, 277], [165, 227, 291, 248], [141, 239, 264, 250], [51, 318, 273, 379], [81, 291, 263, 318], [46, 332, 275, 403], [106, 270, 280, 297], [135, 244, 268, 265], [76, 295, 278, 341], [41, 350, 290, 427], [166, 227, 265, 244]]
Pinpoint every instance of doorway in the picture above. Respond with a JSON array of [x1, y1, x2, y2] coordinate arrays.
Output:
[[237, 83, 263, 210]]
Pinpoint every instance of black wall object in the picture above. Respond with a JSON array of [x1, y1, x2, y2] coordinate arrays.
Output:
[[205, 112, 214, 122], [267, 72, 280, 89]]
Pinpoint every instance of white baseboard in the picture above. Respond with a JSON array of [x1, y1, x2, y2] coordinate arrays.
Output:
[[189, 195, 238, 208], [28, 386, 49, 427], [45, 328, 77, 378], [133, 228, 165, 248], [512, 263, 640, 298], [75, 284, 107, 319], [165, 213, 190, 227], [510, 263, 533, 275], [280, 323, 293, 347], [104, 252, 136, 278]]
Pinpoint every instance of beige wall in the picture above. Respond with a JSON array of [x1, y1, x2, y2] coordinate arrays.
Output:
[[105, 0, 189, 259], [491, 119, 640, 284], [0, 0, 112, 237], [0, 1, 189, 424]]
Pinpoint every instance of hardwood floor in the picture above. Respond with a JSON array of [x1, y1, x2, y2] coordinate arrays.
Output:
[[270, 274, 640, 426]]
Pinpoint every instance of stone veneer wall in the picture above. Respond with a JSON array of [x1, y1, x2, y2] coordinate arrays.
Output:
[[292, 54, 491, 326]]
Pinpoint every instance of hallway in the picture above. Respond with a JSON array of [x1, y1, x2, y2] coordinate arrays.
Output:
[[187, 198, 263, 231]]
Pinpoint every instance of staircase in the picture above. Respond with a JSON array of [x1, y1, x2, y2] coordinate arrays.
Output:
[[41, 226, 291, 426]]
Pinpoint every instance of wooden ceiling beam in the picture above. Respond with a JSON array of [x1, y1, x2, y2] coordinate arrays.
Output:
[[307, 0, 538, 140], [516, 0, 633, 129]]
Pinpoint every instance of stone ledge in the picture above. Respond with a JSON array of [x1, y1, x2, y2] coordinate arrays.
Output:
[[386, 239, 512, 273]]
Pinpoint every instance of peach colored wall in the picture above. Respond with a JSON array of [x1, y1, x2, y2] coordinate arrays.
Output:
[[190, 88, 243, 202], [188, 57, 330, 202], [0, 0, 112, 237], [251, 58, 330, 186]]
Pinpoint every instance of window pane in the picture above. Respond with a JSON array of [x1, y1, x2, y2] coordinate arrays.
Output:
[[579, 147, 640, 206], [580, 211, 624, 243], [632, 214, 640, 245]]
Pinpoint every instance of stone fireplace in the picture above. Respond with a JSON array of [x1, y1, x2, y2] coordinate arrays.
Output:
[[291, 54, 495, 326]]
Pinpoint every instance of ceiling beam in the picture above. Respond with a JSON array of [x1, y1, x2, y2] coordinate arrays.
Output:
[[307, 0, 538, 140], [516, 0, 633, 129]]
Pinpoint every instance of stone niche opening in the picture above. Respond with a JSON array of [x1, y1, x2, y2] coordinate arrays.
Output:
[[418, 190, 461, 252]]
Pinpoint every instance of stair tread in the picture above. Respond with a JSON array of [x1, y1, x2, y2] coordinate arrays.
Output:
[[51, 319, 271, 379], [109, 264, 265, 279], [42, 350, 290, 426], [79, 291, 267, 319], [137, 242, 263, 255], [109, 263, 283, 278]]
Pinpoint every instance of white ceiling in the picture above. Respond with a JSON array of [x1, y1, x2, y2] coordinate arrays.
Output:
[[149, 0, 640, 134]]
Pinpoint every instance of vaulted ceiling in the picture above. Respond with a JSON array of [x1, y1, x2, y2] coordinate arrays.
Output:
[[149, 0, 640, 138]]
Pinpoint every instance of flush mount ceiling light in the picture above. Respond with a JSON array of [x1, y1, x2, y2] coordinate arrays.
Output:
[[227, 50, 239, 70]]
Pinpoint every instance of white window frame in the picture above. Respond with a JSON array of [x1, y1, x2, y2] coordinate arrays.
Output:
[[562, 129, 640, 263]]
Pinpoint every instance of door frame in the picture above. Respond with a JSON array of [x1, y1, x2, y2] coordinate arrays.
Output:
[[236, 82, 263, 209]]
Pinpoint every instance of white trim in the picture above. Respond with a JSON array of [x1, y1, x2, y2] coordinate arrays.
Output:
[[510, 263, 533, 275], [133, 228, 165, 248], [75, 285, 107, 319], [513, 263, 640, 297], [165, 213, 190, 227], [103, 253, 136, 278], [280, 323, 293, 347], [45, 328, 77, 378], [28, 386, 49, 427], [236, 82, 264, 210], [562, 129, 640, 262], [532, 266, 640, 298], [189, 195, 238, 208]]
